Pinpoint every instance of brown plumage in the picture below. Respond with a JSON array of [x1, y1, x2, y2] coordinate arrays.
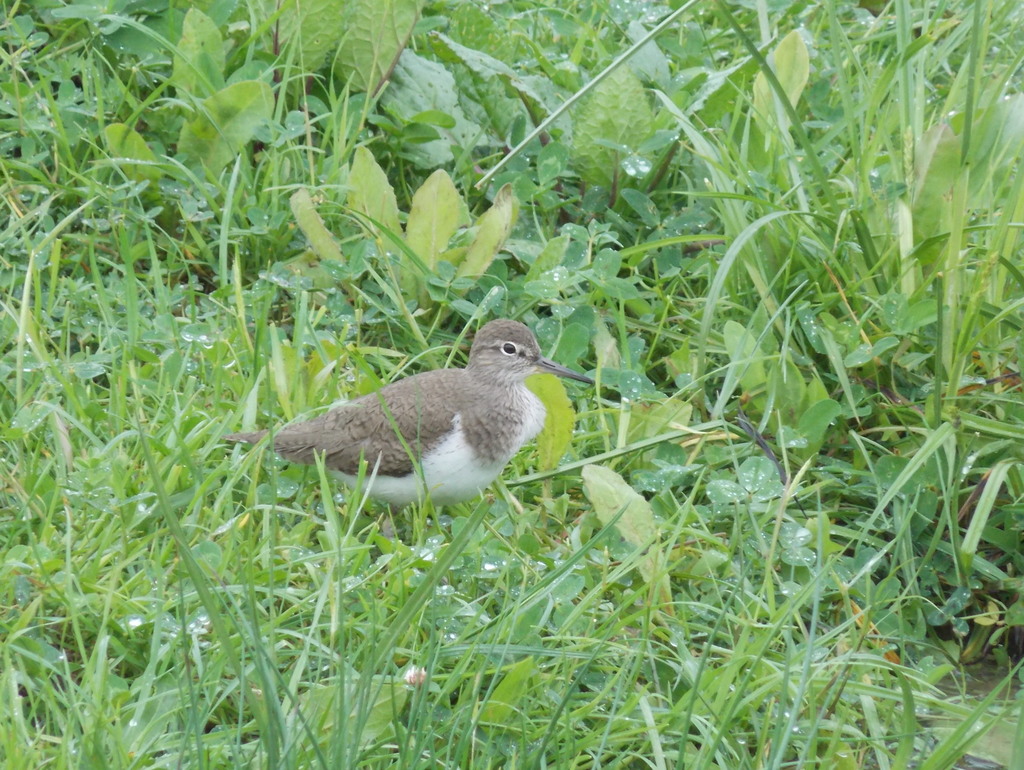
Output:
[[225, 319, 592, 505]]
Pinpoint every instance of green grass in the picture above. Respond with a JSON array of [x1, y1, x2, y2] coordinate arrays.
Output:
[[3, 0, 1024, 767]]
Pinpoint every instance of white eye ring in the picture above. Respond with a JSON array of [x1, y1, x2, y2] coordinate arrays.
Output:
[[501, 342, 518, 355]]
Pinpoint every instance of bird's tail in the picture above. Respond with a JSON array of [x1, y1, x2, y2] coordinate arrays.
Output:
[[224, 430, 269, 444]]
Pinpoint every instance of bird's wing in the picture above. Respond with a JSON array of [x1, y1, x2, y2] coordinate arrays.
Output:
[[269, 369, 466, 476]]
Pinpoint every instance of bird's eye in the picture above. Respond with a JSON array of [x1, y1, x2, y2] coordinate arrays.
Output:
[[501, 342, 518, 355]]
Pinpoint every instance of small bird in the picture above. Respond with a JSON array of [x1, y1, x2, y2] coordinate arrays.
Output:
[[225, 319, 593, 505]]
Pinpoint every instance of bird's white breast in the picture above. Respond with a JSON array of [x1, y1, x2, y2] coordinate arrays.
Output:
[[335, 386, 547, 506]]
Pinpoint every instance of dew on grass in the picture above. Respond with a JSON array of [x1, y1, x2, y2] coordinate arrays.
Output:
[[187, 611, 211, 636], [287, 545, 314, 562], [546, 266, 570, 284], [778, 581, 802, 598], [81, 217, 111, 233], [778, 523, 812, 549], [180, 323, 217, 348], [126, 615, 145, 629], [71, 361, 106, 379], [782, 547, 817, 567], [273, 477, 299, 500], [481, 558, 507, 573], [960, 450, 979, 478], [340, 576, 363, 592], [414, 536, 445, 562], [609, 0, 663, 23], [622, 154, 652, 177]]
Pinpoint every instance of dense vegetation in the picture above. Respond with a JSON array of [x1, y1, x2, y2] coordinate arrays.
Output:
[[3, 0, 1023, 766]]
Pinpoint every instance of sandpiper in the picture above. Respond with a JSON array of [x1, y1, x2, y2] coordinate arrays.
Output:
[[225, 319, 592, 505]]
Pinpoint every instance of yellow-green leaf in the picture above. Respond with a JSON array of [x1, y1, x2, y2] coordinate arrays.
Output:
[[627, 398, 692, 444], [572, 67, 654, 187], [775, 30, 810, 107], [405, 169, 467, 270], [583, 464, 658, 548], [526, 374, 575, 471], [334, 0, 423, 95], [290, 189, 344, 263], [347, 146, 402, 238], [912, 123, 961, 258], [268, 0, 347, 69], [455, 184, 517, 279], [582, 464, 673, 615], [176, 80, 274, 173], [478, 656, 535, 727], [722, 320, 767, 397], [172, 8, 225, 96], [753, 29, 809, 120], [103, 124, 161, 182], [302, 677, 408, 746], [524, 234, 569, 282]]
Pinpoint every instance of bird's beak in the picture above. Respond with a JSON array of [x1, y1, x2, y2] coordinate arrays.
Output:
[[536, 357, 594, 385]]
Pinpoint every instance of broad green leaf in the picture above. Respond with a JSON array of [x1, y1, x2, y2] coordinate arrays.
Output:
[[269, 324, 296, 419], [290, 189, 344, 263], [914, 123, 961, 198], [803, 373, 830, 410], [444, 6, 516, 62], [735, 456, 784, 502], [722, 320, 767, 397], [103, 124, 161, 182], [620, 188, 660, 227], [455, 184, 517, 279], [302, 676, 408, 746], [478, 656, 535, 726], [753, 29, 809, 119], [1007, 598, 1024, 627], [572, 67, 654, 187], [429, 32, 544, 106], [950, 93, 1024, 203], [437, 245, 467, 266], [796, 398, 842, 451], [911, 123, 961, 262], [627, 398, 692, 443], [524, 235, 569, 282], [584, 465, 658, 548], [333, 0, 422, 95], [267, 0, 347, 69], [405, 170, 468, 271], [172, 8, 224, 96], [381, 50, 482, 168], [769, 358, 807, 423], [176, 80, 274, 173], [582, 465, 673, 615], [429, 32, 514, 79], [346, 146, 402, 238], [426, 33, 526, 138], [526, 373, 575, 472], [625, 20, 671, 88], [908, 95, 1024, 264]]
